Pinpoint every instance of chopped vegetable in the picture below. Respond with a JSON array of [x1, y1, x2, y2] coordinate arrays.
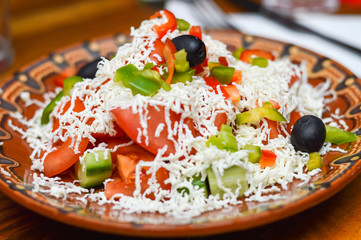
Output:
[[240, 49, 275, 64], [259, 150, 277, 169], [244, 144, 261, 163], [232, 47, 244, 60], [207, 165, 248, 199], [177, 175, 208, 197], [150, 10, 177, 39], [75, 151, 112, 188], [164, 39, 177, 85], [250, 57, 269, 68], [210, 66, 235, 84], [236, 104, 287, 125], [189, 25, 202, 40], [174, 49, 190, 72], [176, 18, 190, 31], [325, 125, 357, 145], [206, 124, 238, 152], [223, 85, 240, 103], [41, 91, 63, 125], [306, 152, 323, 171]]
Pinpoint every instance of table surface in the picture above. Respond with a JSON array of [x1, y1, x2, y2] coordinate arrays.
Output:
[[1, 0, 361, 239]]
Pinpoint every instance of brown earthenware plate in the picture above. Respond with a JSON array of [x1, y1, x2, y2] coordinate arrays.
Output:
[[0, 31, 361, 237]]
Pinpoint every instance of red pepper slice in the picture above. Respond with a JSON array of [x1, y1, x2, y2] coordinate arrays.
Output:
[[189, 25, 202, 40], [163, 38, 176, 85], [223, 85, 240, 103], [204, 76, 230, 99], [259, 149, 277, 169], [218, 56, 228, 66], [150, 10, 177, 39], [240, 49, 275, 64]]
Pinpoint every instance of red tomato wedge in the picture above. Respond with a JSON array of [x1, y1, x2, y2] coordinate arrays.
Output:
[[111, 106, 181, 156], [218, 56, 228, 66], [105, 177, 135, 198], [150, 10, 177, 39], [259, 149, 277, 169], [240, 49, 275, 63], [149, 39, 165, 65], [164, 38, 176, 85], [189, 25, 202, 40], [43, 136, 89, 177]]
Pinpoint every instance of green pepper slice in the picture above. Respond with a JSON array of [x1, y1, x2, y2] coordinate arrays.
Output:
[[244, 144, 261, 163], [210, 66, 235, 85], [306, 152, 323, 171], [206, 124, 238, 152], [171, 69, 195, 84], [236, 105, 286, 125], [325, 125, 357, 145], [176, 18, 190, 31], [114, 64, 170, 96], [174, 49, 190, 73], [250, 57, 268, 68], [232, 47, 244, 60], [63, 76, 83, 96], [41, 90, 64, 125]]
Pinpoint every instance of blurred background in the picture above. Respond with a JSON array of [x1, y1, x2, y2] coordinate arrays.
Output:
[[0, 0, 361, 239]]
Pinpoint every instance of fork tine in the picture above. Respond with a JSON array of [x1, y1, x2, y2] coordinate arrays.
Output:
[[192, 0, 238, 30]]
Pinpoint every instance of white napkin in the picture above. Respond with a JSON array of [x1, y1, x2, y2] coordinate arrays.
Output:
[[166, 1, 361, 78]]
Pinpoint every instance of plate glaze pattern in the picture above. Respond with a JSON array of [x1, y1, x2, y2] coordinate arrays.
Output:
[[0, 32, 361, 237]]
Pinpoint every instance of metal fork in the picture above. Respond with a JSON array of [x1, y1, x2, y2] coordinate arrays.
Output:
[[191, 0, 239, 30]]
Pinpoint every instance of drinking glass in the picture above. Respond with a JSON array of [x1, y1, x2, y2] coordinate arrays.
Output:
[[0, 0, 13, 72]]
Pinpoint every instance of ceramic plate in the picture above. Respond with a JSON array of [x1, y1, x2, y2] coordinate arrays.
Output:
[[0, 31, 360, 237]]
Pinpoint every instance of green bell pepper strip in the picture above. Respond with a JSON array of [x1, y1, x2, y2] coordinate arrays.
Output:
[[171, 69, 195, 84], [63, 76, 83, 96], [325, 125, 357, 145], [41, 76, 85, 125], [210, 66, 235, 85], [176, 18, 191, 31], [236, 105, 286, 125], [174, 49, 190, 73], [232, 47, 244, 60], [244, 144, 261, 163], [143, 62, 155, 70], [250, 57, 269, 68], [114, 64, 170, 96], [41, 90, 64, 125], [306, 152, 323, 171], [206, 124, 238, 152]]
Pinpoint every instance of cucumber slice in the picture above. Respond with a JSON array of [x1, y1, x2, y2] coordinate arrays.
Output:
[[75, 151, 112, 188], [244, 144, 261, 163], [177, 175, 208, 197], [207, 165, 248, 199]]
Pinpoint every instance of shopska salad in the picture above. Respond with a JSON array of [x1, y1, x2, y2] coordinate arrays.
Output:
[[10, 10, 356, 218]]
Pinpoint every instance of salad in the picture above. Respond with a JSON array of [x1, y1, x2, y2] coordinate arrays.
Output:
[[10, 10, 356, 218]]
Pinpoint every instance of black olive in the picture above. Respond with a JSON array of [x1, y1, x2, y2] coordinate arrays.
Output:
[[76, 57, 102, 79], [171, 35, 206, 67], [291, 115, 326, 153]]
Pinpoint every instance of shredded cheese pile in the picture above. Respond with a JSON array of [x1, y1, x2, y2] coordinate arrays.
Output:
[[9, 15, 340, 220]]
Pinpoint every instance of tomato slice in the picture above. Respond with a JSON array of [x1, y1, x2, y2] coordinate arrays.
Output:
[[43, 136, 89, 177], [150, 10, 177, 39], [189, 25, 202, 40], [149, 39, 165, 65], [240, 49, 275, 63], [287, 110, 301, 134], [111, 106, 180, 156], [204, 76, 230, 99]]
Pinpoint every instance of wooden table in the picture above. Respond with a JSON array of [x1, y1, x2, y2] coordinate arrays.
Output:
[[1, 0, 361, 239]]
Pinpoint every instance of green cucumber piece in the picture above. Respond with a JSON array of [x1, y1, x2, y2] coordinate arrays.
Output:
[[306, 152, 323, 171], [207, 165, 248, 199], [325, 125, 357, 145], [244, 144, 261, 163], [75, 151, 112, 188]]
